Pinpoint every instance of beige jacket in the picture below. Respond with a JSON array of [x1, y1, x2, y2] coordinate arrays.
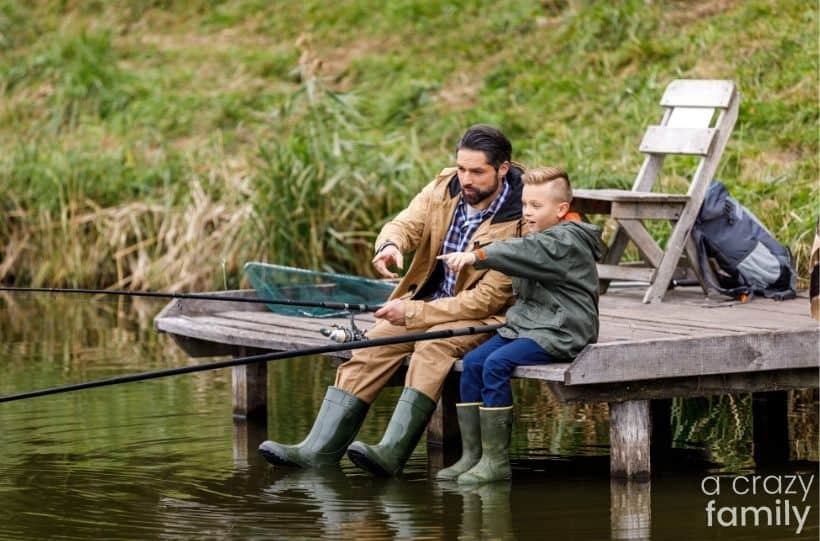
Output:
[[375, 165, 525, 329]]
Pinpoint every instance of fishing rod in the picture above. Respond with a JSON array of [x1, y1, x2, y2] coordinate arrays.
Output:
[[0, 286, 384, 313], [0, 324, 502, 403]]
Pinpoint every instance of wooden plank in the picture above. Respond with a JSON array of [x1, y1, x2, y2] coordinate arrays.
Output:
[[609, 400, 651, 480], [604, 297, 817, 327], [601, 286, 709, 307], [450, 360, 570, 380], [724, 297, 813, 317], [599, 308, 794, 333], [611, 201, 684, 220], [660, 79, 735, 108], [190, 315, 327, 337], [639, 126, 717, 156], [597, 328, 685, 342], [548, 367, 818, 403], [222, 309, 377, 329], [153, 289, 265, 322], [178, 315, 334, 348], [510, 362, 570, 381], [565, 328, 820, 385], [156, 315, 340, 355], [667, 106, 714, 128], [201, 314, 351, 343], [597, 265, 655, 282], [573, 189, 688, 203], [598, 316, 737, 337], [599, 287, 812, 315], [618, 219, 664, 268], [620, 307, 805, 331], [570, 197, 611, 215]]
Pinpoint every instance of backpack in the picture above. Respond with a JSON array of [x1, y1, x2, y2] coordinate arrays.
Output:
[[690, 181, 796, 301]]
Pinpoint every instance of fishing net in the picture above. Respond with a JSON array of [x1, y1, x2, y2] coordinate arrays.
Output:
[[243, 262, 395, 317]]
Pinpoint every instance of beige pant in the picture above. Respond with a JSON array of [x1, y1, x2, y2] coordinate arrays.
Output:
[[334, 318, 491, 403]]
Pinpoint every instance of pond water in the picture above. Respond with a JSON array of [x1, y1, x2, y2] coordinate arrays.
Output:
[[0, 293, 817, 540]]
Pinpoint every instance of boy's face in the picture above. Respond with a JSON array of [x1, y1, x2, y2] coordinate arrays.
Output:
[[521, 182, 570, 233]]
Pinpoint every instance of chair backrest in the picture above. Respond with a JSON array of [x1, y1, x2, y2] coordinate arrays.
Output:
[[631, 79, 738, 195]]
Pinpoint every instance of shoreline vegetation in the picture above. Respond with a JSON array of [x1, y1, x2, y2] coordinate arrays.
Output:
[[0, 1, 816, 291]]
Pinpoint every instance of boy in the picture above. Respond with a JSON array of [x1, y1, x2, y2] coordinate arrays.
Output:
[[435, 166, 604, 484]]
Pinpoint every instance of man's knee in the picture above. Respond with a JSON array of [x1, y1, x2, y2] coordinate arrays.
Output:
[[363, 319, 405, 340]]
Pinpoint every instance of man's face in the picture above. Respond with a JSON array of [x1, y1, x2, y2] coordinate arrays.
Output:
[[521, 182, 570, 233], [456, 149, 509, 209]]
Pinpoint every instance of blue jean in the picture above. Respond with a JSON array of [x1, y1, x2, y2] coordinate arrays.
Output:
[[460, 334, 553, 407]]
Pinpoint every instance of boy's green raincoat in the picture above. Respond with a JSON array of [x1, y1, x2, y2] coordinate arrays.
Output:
[[474, 219, 605, 359]]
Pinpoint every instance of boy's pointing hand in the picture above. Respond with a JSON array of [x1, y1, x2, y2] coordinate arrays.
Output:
[[437, 252, 477, 273]]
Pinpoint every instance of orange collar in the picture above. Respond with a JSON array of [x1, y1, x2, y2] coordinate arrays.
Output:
[[561, 211, 582, 222]]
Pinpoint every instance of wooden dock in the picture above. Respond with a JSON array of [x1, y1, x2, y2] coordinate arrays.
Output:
[[155, 287, 819, 480]]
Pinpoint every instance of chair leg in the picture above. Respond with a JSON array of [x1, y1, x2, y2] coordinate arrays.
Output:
[[599, 226, 631, 294], [643, 224, 692, 303]]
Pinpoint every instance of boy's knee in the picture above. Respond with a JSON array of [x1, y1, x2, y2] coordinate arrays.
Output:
[[462, 349, 484, 369], [483, 354, 514, 378]]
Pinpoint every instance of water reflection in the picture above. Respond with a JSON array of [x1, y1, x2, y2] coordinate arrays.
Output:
[[438, 481, 514, 540], [610, 480, 651, 541], [0, 294, 817, 540]]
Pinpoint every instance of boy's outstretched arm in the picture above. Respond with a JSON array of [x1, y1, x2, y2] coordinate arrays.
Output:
[[438, 235, 570, 283]]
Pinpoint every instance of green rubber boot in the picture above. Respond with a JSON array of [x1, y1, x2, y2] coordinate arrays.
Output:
[[258, 386, 369, 468], [435, 402, 482, 481], [347, 387, 437, 477], [457, 406, 513, 484]]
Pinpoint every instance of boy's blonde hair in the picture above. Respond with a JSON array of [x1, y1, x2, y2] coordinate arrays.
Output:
[[522, 166, 572, 203]]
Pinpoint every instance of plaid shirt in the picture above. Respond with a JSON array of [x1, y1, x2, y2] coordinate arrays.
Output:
[[432, 179, 511, 299]]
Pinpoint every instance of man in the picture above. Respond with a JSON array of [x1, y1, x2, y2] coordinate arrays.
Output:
[[259, 125, 524, 476]]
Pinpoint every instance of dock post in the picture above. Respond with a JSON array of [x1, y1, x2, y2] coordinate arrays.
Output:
[[752, 390, 790, 465], [427, 371, 462, 470], [230, 348, 269, 464], [231, 347, 268, 420], [609, 400, 651, 481]]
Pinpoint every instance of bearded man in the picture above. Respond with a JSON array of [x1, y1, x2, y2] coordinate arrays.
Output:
[[259, 125, 524, 476]]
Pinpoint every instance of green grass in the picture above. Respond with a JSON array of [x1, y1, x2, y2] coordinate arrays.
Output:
[[0, 0, 817, 289]]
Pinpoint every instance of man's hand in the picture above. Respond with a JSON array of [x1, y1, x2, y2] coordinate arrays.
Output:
[[372, 244, 404, 278], [437, 251, 477, 273], [374, 299, 407, 326]]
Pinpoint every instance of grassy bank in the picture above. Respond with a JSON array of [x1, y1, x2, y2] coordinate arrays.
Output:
[[0, 0, 816, 290]]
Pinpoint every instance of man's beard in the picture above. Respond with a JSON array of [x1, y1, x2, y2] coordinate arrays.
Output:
[[462, 175, 501, 206]]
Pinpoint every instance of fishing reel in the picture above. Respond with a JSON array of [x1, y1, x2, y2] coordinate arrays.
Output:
[[320, 313, 367, 343]]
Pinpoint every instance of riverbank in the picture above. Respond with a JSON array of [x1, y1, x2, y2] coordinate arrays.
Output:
[[1, 0, 816, 290]]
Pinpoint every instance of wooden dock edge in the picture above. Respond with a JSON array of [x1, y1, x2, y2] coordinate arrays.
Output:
[[564, 328, 820, 385]]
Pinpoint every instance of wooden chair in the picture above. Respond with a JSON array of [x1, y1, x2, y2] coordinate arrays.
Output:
[[572, 79, 739, 303]]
